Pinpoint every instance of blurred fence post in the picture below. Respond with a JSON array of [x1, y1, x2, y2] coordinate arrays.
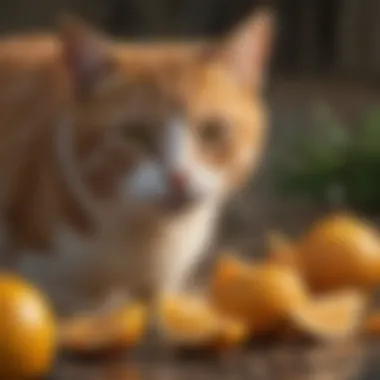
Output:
[[0, 0, 378, 82], [106, 0, 174, 37], [368, 0, 380, 79], [336, 0, 357, 75], [299, 0, 318, 76]]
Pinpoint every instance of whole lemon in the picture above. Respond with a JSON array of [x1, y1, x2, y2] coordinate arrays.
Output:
[[0, 273, 56, 379], [298, 214, 380, 292], [210, 257, 308, 334]]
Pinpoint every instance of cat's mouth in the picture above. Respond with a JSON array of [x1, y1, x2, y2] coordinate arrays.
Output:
[[160, 192, 202, 213]]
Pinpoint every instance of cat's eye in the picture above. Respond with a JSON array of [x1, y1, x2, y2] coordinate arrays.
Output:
[[122, 122, 154, 151], [197, 118, 228, 148]]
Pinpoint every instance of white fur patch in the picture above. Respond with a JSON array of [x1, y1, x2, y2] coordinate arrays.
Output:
[[164, 118, 223, 197], [126, 160, 166, 200], [156, 201, 219, 293], [14, 226, 126, 316], [124, 117, 224, 204]]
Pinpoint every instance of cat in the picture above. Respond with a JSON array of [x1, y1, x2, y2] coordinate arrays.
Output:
[[0, 9, 275, 317]]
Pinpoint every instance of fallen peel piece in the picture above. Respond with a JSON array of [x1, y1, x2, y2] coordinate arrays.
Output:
[[288, 290, 366, 342], [215, 314, 249, 349], [157, 294, 249, 350], [59, 303, 148, 356], [210, 253, 308, 334], [266, 231, 299, 269]]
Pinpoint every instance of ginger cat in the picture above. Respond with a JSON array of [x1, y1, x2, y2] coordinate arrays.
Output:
[[0, 10, 275, 316]]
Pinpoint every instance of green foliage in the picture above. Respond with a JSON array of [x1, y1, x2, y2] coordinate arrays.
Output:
[[275, 104, 380, 213], [342, 108, 380, 212], [275, 103, 349, 204]]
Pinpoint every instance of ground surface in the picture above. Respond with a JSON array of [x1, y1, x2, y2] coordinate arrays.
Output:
[[53, 339, 379, 380]]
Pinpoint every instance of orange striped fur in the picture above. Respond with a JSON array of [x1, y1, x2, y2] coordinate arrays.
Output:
[[0, 11, 275, 316]]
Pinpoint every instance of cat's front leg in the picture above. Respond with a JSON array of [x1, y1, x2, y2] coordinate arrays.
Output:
[[94, 290, 131, 316], [159, 241, 215, 297], [122, 282, 170, 356]]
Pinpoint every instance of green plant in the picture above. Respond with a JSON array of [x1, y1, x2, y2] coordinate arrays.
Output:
[[275, 103, 349, 205], [275, 104, 380, 214], [342, 108, 380, 212]]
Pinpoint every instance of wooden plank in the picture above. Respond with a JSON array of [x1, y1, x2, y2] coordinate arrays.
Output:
[[52, 340, 368, 380]]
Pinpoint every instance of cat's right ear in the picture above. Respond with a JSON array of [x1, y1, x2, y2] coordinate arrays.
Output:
[[58, 15, 113, 95], [200, 9, 276, 90]]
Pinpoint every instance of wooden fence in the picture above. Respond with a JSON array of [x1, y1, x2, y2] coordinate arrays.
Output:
[[0, 0, 379, 81]]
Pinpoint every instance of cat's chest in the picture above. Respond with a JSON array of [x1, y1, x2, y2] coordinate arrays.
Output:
[[153, 207, 216, 265], [13, 202, 219, 307], [117, 203, 219, 293]]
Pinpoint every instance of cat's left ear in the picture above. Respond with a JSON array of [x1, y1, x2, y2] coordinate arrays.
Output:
[[58, 15, 113, 95], [218, 9, 276, 89]]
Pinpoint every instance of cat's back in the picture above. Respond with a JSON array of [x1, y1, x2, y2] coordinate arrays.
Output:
[[0, 34, 67, 226], [0, 34, 57, 64], [0, 33, 65, 132], [0, 33, 64, 110]]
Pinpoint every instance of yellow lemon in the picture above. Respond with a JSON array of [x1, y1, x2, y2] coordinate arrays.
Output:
[[0, 273, 56, 379]]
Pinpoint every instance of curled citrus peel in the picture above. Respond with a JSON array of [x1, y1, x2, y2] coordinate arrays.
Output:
[[287, 289, 367, 342], [210, 253, 309, 334], [157, 293, 249, 350], [59, 303, 148, 356], [266, 231, 299, 270]]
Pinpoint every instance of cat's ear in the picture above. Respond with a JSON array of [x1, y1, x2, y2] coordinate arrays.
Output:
[[218, 9, 276, 89], [58, 15, 113, 94]]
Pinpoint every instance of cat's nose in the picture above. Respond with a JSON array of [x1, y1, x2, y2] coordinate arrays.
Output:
[[168, 170, 189, 193], [164, 170, 197, 211]]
